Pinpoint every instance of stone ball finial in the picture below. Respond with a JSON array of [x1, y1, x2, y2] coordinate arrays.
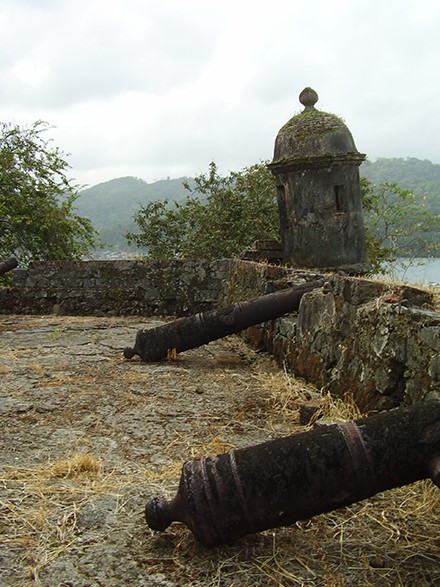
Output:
[[299, 87, 318, 111]]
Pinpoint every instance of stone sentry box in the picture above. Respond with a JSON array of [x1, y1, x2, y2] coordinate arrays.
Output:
[[268, 88, 367, 270]]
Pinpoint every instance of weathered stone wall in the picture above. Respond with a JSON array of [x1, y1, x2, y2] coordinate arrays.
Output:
[[243, 276, 439, 411], [219, 260, 324, 302], [0, 259, 322, 316], [0, 259, 231, 316], [1, 259, 438, 410]]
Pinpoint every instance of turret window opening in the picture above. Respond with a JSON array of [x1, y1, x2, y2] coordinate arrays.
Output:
[[334, 184, 346, 212]]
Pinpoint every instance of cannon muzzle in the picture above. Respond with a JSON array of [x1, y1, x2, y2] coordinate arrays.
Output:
[[146, 401, 440, 547], [0, 257, 18, 276], [124, 279, 324, 362]]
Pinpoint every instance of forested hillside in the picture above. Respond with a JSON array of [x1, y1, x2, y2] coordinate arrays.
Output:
[[75, 176, 191, 248], [360, 157, 440, 191], [75, 158, 440, 253], [360, 158, 440, 216], [360, 159, 440, 258]]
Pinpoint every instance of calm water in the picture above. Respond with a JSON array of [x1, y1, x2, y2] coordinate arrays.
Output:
[[381, 258, 440, 286]]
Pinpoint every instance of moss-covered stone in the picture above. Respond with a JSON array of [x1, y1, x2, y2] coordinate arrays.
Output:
[[273, 109, 362, 165]]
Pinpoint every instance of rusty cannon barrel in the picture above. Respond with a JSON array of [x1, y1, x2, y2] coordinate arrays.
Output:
[[0, 256, 18, 276], [124, 279, 324, 362], [146, 401, 440, 547]]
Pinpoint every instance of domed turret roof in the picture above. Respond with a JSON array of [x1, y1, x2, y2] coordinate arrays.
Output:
[[271, 88, 364, 169]]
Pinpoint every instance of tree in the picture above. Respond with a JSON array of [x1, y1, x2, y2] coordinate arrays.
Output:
[[126, 161, 279, 260], [127, 161, 439, 274], [361, 178, 440, 274], [0, 120, 98, 263]]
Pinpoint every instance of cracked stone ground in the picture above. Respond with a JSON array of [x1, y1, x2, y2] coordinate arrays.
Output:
[[1, 315, 439, 587]]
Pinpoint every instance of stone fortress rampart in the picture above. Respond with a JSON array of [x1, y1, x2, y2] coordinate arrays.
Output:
[[1, 258, 438, 413]]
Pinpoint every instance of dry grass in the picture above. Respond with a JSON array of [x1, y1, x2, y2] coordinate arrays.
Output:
[[1, 452, 185, 583], [256, 364, 362, 430], [1, 454, 106, 581], [1, 318, 439, 586], [310, 391, 363, 424]]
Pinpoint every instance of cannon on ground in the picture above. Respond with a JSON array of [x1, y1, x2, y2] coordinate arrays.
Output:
[[146, 401, 440, 547], [124, 279, 324, 362], [0, 257, 18, 276]]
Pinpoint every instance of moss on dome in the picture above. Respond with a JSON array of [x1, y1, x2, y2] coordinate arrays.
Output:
[[279, 109, 347, 140], [272, 107, 362, 166]]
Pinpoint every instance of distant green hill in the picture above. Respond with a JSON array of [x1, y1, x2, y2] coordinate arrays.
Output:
[[360, 158, 440, 256], [360, 157, 440, 216], [75, 176, 191, 249], [361, 157, 440, 193]]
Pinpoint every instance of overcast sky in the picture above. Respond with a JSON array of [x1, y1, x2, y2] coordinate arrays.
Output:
[[1, 0, 439, 187]]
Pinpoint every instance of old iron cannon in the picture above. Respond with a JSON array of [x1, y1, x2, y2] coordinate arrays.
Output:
[[124, 279, 324, 362], [0, 256, 18, 276], [146, 401, 440, 547]]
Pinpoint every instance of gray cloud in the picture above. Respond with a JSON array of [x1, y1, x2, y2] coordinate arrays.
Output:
[[1, 0, 439, 187], [1, 0, 218, 108]]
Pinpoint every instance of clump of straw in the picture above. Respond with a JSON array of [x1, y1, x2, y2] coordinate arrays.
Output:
[[46, 453, 102, 479]]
